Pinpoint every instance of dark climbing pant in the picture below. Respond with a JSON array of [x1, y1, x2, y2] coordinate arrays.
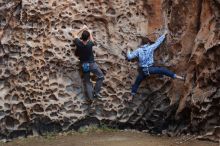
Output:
[[83, 62, 104, 99], [131, 66, 176, 94]]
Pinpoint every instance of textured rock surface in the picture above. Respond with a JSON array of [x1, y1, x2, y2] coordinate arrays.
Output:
[[0, 0, 219, 142]]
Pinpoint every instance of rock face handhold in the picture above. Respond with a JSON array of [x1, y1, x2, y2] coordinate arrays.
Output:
[[0, 0, 219, 142]]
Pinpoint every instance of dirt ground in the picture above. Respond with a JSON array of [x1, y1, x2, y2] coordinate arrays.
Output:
[[1, 131, 218, 146]]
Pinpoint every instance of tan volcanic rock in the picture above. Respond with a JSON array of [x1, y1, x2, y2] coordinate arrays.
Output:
[[0, 0, 219, 142]]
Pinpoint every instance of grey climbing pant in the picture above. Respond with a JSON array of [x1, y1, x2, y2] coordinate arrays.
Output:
[[83, 62, 104, 99]]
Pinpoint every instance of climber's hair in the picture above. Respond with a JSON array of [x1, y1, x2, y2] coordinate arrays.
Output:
[[81, 30, 90, 41], [140, 37, 154, 46]]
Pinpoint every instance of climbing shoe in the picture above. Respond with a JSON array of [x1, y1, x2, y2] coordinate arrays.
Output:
[[93, 93, 103, 99]]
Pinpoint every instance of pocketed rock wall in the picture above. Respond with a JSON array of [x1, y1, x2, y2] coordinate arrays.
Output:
[[0, 0, 219, 142]]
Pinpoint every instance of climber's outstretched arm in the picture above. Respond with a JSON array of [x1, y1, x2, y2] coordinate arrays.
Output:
[[149, 31, 168, 51], [88, 29, 95, 43], [127, 48, 139, 60], [72, 25, 88, 39]]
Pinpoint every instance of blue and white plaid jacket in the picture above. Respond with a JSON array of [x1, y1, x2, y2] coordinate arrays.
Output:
[[127, 34, 166, 67]]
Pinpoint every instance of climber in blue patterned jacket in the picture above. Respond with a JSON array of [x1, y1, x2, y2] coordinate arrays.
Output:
[[127, 31, 184, 96]]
